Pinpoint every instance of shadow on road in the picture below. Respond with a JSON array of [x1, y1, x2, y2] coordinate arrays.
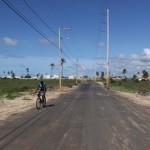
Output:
[[47, 104, 55, 107]]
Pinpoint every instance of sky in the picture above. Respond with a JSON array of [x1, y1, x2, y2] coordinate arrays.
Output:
[[0, 0, 150, 77]]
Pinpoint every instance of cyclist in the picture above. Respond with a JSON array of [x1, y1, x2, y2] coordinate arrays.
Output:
[[36, 80, 47, 100]]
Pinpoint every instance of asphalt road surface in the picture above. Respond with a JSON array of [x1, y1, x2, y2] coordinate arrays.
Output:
[[0, 81, 150, 150]]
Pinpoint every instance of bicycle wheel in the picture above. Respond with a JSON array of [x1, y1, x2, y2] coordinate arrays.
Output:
[[42, 97, 46, 107], [36, 98, 42, 109]]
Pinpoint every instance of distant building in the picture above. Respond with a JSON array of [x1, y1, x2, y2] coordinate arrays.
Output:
[[111, 76, 126, 80], [51, 75, 59, 79], [43, 75, 50, 79], [68, 75, 76, 79]]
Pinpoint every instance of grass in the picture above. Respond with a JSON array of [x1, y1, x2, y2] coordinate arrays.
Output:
[[0, 79, 78, 100], [108, 79, 150, 93]]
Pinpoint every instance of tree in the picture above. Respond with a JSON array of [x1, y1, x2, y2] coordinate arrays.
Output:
[[142, 70, 149, 79], [60, 58, 66, 77], [26, 68, 29, 75], [96, 71, 99, 76], [3, 71, 5, 76], [132, 74, 137, 80], [50, 63, 55, 78], [96, 71, 99, 79], [10, 71, 15, 79], [101, 71, 104, 79], [7, 71, 10, 76], [26, 68, 31, 78], [137, 72, 140, 78], [122, 69, 127, 77], [37, 73, 40, 79], [40, 75, 43, 80]]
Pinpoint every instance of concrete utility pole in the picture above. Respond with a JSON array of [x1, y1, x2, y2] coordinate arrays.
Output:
[[76, 57, 78, 85], [106, 8, 110, 88], [58, 27, 72, 91], [58, 28, 62, 91]]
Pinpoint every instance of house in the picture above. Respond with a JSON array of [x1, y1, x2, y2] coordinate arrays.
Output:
[[111, 76, 126, 80]]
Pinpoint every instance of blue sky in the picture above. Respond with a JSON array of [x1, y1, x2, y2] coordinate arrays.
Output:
[[0, 0, 150, 77]]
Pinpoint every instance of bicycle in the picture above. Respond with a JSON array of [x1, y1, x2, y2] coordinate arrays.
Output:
[[36, 91, 46, 109]]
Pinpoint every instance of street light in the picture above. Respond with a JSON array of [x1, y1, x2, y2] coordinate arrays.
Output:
[[106, 8, 110, 88], [58, 27, 72, 91]]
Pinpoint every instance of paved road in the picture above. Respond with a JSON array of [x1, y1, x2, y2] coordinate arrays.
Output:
[[0, 81, 150, 150]]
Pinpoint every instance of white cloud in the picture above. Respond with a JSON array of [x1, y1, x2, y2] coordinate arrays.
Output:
[[108, 48, 150, 76], [143, 48, 150, 58], [130, 54, 139, 60], [3, 37, 17, 46]]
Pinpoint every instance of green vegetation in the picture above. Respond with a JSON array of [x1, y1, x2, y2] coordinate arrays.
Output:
[[0, 79, 78, 100], [108, 79, 150, 93]]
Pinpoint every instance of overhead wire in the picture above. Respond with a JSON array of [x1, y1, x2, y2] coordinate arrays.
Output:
[[61, 49, 76, 65], [2, 0, 58, 49], [3, 0, 78, 71], [92, 0, 110, 75], [61, 39, 75, 60], [24, 0, 76, 65], [45, 0, 76, 65], [23, 0, 58, 37]]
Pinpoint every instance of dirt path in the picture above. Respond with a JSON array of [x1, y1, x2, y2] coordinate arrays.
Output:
[[0, 87, 74, 122]]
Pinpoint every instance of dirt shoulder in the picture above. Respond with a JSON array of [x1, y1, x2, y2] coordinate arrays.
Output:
[[113, 90, 150, 107], [97, 82, 150, 107], [0, 87, 76, 122]]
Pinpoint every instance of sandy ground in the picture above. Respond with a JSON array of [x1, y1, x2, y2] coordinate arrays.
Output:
[[0, 85, 150, 122], [97, 82, 150, 107], [0, 87, 74, 122], [113, 90, 150, 107]]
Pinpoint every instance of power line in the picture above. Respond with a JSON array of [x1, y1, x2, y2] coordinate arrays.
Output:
[[61, 49, 76, 65], [3, 0, 77, 71], [23, 0, 58, 37], [23, 0, 76, 66], [61, 39, 75, 60], [2, 0, 58, 49]]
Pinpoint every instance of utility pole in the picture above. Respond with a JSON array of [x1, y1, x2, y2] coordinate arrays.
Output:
[[94, 57, 97, 82], [58, 28, 62, 91], [58, 27, 72, 91], [76, 57, 78, 85], [106, 8, 110, 88]]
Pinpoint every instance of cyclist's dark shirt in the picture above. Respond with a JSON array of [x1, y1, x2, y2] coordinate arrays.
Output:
[[38, 82, 46, 91]]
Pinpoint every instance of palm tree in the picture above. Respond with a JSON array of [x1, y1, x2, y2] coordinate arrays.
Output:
[[50, 63, 55, 78], [26, 68, 29, 75], [60, 58, 66, 77], [10, 71, 15, 79], [96, 71, 99, 77], [37, 73, 40, 79], [7, 71, 10, 76], [142, 70, 149, 79], [137, 71, 140, 78], [122, 69, 127, 77], [101, 71, 104, 79]]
